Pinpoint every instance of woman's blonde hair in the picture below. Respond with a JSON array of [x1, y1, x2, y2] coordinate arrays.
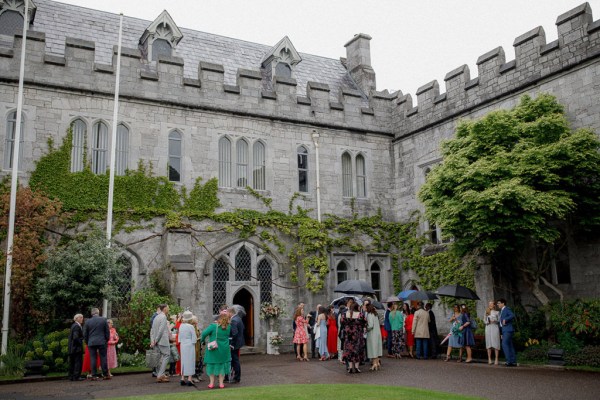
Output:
[[217, 313, 231, 329]]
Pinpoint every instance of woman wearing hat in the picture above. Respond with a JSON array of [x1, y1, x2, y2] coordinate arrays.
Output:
[[177, 310, 197, 386]]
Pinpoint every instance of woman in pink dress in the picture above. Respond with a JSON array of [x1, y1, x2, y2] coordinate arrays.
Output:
[[106, 319, 119, 377], [292, 307, 309, 361]]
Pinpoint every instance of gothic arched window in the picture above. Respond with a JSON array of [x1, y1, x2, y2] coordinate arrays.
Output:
[[235, 247, 251, 281], [257, 259, 272, 303], [212, 259, 229, 314], [70, 119, 86, 173], [337, 261, 349, 284]]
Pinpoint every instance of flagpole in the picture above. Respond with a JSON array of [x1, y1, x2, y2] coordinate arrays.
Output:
[[104, 12, 123, 318], [2, 0, 29, 357]]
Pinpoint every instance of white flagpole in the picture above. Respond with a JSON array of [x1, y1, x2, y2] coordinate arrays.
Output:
[[104, 13, 123, 318], [2, 0, 29, 357]]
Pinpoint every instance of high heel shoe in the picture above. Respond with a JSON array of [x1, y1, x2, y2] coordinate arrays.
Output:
[[296, 356, 302, 361], [354, 368, 362, 373], [444, 356, 450, 362]]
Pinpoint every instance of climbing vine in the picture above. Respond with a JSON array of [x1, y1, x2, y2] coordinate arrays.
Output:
[[25, 129, 474, 294]]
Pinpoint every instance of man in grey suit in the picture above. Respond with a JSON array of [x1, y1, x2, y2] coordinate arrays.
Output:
[[83, 308, 110, 380], [150, 304, 171, 383]]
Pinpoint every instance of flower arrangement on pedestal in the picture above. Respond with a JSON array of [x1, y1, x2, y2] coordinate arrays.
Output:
[[269, 334, 284, 346], [259, 295, 287, 331]]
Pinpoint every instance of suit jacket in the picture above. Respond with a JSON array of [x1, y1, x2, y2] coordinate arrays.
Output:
[[499, 306, 515, 333], [150, 312, 170, 347], [83, 315, 109, 347], [230, 314, 245, 350], [412, 308, 430, 338], [68, 322, 84, 354], [307, 311, 317, 335], [384, 309, 392, 331], [428, 309, 438, 336]]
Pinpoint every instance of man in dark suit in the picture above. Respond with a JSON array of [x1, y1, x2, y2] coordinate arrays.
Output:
[[498, 298, 517, 366], [68, 313, 85, 381], [425, 303, 438, 359], [83, 308, 110, 380], [229, 306, 245, 383], [384, 303, 393, 357], [308, 305, 319, 358]]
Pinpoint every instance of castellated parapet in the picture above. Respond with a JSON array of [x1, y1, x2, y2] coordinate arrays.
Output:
[[0, 31, 393, 138], [393, 2, 600, 139]]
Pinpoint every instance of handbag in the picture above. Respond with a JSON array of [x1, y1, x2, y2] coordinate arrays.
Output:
[[207, 323, 219, 351], [145, 348, 160, 368], [470, 316, 478, 330]]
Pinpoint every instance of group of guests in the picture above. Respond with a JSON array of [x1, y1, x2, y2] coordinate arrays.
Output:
[[67, 308, 119, 381], [149, 303, 245, 388], [292, 297, 517, 368]]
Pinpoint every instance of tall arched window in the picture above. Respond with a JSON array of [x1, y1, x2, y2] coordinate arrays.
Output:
[[252, 141, 265, 190], [0, 10, 23, 36], [235, 247, 251, 281], [236, 139, 248, 188], [370, 263, 381, 301], [297, 146, 308, 193], [356, 154, 366, 198], [70, 119, 86, 173], [257, 259, 272, 303], [275, 62, 292, 78], [342, 152, 353, 197], [168, 130, 182, 182], [212, 259, 229, 314], [91, 121, 108, 174], [116, 124, 129, 176], [4, 111, 24, 170], [218, 136, 232, 187], [337, 261, 349, 284]]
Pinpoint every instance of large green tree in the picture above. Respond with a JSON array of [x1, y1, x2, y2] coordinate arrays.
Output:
[[418, 94, 600, 302], [35, 229, 129, 321]]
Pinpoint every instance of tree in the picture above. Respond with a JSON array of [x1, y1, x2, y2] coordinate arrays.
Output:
[[0, 184, 62, 338], [418, 94, 600, 304], [35, 230, 129, 321]]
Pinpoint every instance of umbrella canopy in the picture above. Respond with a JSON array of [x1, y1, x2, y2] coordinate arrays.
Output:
[[397, 289, 417, 300], [435, 284, 480, 300], [334, 279, 375, 295], [330, 295, 362, 308], [407, 291, 438, 301], [385, 295, 400, 303], [362, 297, 385, 310]]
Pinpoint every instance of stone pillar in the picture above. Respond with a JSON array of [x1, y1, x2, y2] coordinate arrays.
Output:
[[344, 33, 376, 95], [474, 256, 494, 319]]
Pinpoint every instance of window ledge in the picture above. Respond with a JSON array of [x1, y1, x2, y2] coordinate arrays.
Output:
[[421, 243, 449, 256], [218, 187, 272, 196]]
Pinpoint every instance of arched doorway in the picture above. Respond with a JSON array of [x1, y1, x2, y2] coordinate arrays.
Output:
[[233, 288, 254, 346]]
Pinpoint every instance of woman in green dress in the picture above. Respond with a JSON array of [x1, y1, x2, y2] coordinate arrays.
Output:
[[201, 310, 231, 389]]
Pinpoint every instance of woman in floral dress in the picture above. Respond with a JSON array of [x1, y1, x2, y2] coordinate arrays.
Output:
[[389, 303, 405, 358], [340, 302, 366, 373], [106, 319, 119, 377], [292, 307, 309, 361]]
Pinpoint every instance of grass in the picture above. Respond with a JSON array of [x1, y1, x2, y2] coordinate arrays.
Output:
[[112, 384, 484, 400]]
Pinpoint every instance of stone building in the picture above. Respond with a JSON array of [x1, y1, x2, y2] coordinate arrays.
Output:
[[1, 0, 599, 348]]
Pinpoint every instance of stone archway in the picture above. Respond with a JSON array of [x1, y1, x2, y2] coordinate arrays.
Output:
[[233, 288, 254, 346]]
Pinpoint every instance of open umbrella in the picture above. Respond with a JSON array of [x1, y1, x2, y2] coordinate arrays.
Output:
[[330, 295, 361, 308], [397, 289, 416, 300], [385, 296, 400, 303], [407, 291, 438, 301], [362, 297, 385, 310], [435, 284, 480, 300], [334, 279, 375, 295]]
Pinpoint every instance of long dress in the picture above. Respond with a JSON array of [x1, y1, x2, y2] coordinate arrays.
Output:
[[460, 312, 475, 347], [448, 313, 463, 348], [485, 310, 501, 350], [341, 312, 366, 363], [107, 327, 119, 370], [366, 312, 382, 359], [293, 316, 309, 344], [178, 322, 197, 376], [316, 318, 329, 357], [389, 310, 405, 356], [405, 314, 415, 347], [326, 315, 338, 355], [201, 323, 231, 376]]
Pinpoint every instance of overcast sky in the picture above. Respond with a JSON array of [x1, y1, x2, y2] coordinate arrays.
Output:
[[55, 0, 599, 97]]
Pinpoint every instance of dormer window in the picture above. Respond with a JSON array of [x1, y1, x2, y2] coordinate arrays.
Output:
[[139, 10, 183, 62], [262, 36, 302, 81], [0, 0, 37, 37]]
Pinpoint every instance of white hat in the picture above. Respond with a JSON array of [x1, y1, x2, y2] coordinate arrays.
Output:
[[182, 310, 193, 322]]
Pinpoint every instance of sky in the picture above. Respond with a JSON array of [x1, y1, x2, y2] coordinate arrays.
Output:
[[53, 0, 600, 97]]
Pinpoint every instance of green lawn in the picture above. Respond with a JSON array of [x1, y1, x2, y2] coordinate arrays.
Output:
[[113, 384, 483, 400]]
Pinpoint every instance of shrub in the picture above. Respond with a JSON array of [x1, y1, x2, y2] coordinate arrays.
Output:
[[0, 343, 26, 377], [565, 346, 600, 368], [520, 341, 550, 362], [23, 329, 70, 373], [119, 351, 146, 367], [547, 299, 600, 345]]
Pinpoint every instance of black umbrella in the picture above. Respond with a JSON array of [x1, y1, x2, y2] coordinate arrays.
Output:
[[435, 284, 480, 300], [334, 279, 375, 295], [407, 291, 438, 301]]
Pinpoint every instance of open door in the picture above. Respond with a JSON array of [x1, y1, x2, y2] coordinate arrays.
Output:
[[232, 288, 254, 346]]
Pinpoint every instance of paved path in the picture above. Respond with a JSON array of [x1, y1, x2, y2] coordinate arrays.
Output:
[[1, 355, 599, 400]]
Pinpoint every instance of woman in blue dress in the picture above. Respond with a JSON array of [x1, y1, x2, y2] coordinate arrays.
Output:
[[458, 304, 475, 363], [444, 304, 463, 361], [316, 306, 329, 360]]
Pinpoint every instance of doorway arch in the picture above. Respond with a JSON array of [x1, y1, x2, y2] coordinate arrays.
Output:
[[233, 288, 254, 346]]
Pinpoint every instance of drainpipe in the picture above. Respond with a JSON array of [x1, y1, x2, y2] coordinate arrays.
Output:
[[311, 130, 321, 222]]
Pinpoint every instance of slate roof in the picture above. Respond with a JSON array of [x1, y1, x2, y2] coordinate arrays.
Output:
[[25, 0, 362, 101]]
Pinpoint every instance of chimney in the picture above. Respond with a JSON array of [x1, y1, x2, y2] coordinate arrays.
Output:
[[344, 33, 376, 96]]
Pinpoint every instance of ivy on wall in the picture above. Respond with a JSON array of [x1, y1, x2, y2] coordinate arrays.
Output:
[[25, 130, 474, 293]]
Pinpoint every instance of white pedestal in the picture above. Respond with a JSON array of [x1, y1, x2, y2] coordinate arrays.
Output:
[[267, 331, 280, 355]]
